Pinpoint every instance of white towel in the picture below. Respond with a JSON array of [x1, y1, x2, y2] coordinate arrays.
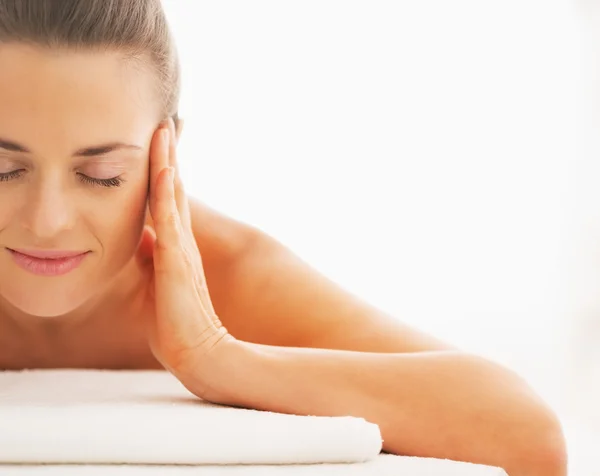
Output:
[[0, 369, 508, 475], [0, 369, 381, 465], [0, 455, 509, 476]]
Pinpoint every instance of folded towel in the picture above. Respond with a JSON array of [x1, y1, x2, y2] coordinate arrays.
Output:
[[0, 369, 381, 465], [0, 454, 509, 476], [0, 369, 508, 475]]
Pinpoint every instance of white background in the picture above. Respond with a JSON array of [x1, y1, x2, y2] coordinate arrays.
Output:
[[162, 1, 596, 471]]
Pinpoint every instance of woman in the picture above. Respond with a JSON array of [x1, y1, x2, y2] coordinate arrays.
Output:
[[0, 1, 566, 475]]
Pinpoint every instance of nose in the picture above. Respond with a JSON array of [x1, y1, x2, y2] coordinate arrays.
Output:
[[21, 178, 77, 239]]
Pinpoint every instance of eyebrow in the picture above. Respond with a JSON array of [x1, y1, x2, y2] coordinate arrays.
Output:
[[0, 138, 142, 157]]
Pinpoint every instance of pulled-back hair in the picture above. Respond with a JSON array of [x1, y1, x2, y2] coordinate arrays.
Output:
[[0, 0, 180, 125]]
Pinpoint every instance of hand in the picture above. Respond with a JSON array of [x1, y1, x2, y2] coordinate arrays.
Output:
[[136, 118, 237, 402]]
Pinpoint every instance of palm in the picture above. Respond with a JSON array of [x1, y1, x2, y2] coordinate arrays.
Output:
[[137, 221, 225, 377]]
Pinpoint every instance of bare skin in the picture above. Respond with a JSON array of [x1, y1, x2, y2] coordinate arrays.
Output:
[[0, 44, 567, 475], [0, 247, 159, 370], [0, 193, 450, 370], [0, 43, 453, 369], [0, 200, 244, 371]]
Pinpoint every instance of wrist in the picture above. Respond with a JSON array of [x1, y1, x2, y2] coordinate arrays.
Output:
[[178, 336, 262, 406], [214, 339, 266, 408]]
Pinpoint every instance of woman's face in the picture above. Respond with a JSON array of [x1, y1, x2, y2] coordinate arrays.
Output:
[[0, 44, 163, 318]]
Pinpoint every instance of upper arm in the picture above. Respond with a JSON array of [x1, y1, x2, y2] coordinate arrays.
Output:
[[192, 206, 457, 353], [187, 196, 259, 268], [173, 197, 261, 330]]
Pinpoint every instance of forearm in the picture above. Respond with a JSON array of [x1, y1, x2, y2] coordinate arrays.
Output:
[[210, 342, 566, 476]]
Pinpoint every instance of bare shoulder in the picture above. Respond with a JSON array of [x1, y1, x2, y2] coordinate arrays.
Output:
[[187, 196, 259, 264], [184, 196, 263, 332], [185, 197, 456, 353]]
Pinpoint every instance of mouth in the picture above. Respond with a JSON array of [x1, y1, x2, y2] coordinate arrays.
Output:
[[6, 248, 89, 260], [6, 248, 90, 277]]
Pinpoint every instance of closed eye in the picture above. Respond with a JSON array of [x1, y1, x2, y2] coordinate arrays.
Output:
[[0, 170, 24, 182], [77, 173, 125, 188], [0, 170, 124, 188]]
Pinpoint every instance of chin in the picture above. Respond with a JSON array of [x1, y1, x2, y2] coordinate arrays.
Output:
[[0, 282, 92, 319], [16, 303, 80, 319], [7, 297, 82, 319]]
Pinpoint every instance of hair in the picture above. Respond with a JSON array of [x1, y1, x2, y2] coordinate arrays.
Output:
[[0, 0, 180, 126]]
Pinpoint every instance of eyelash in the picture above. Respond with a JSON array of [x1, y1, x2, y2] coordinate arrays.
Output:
[[0, 170, 124, 188], [77, 174, 124, 188]]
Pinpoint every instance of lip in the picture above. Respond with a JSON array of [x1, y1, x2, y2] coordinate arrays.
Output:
[[8, 248, 88, 259], [6, 248, 90, 277]]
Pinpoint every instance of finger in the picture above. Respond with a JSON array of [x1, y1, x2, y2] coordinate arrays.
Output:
[[151, 129, 200, 278], [151, 168, 224, 364], [149, 123, 170, 221], [165, 120, 215, 316], [152, 165, 189, 278], [155, 123, 218, 321], [166, 118, 192, 230]]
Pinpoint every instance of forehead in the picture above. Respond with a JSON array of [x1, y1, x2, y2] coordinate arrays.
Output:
[[0, 44, 159, 152]]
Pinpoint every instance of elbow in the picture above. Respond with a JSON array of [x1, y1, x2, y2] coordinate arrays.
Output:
[[464, 355, 568, 476], [506, 406, 568, 476]]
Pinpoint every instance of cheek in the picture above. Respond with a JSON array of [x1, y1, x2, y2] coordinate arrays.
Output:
[[0, 203, 9, 230], [0, 188, 19, 231], [98, 181, 148, 257]]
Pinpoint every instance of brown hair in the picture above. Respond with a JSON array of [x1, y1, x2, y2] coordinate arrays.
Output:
[[0, 0, 180, 125]]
